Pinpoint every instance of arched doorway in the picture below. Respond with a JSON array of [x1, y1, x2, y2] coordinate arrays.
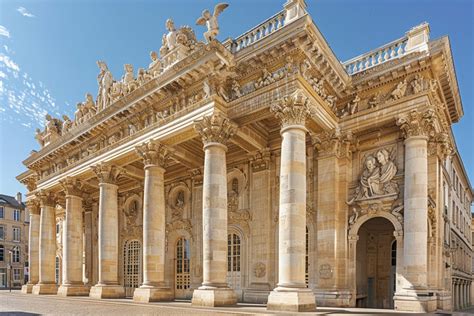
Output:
[[355, 217, 396, 309], [227, 232, 242, 299], [175, 237, 190, 299], [123, 239, 142, 297]]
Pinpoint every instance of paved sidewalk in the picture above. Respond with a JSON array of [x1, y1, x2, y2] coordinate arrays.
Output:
[[0, 291, 471, 315]]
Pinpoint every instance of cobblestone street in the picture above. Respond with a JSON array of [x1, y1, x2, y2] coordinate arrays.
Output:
[[1, 291, 474, 315]]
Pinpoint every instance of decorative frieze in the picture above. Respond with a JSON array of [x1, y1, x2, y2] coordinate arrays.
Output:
[[135, 140, 172, 168], [250, 149, 271, 172], [396, 108, 438, 139], [194, 113, 237, 145], [91, 163, 123, 184], [271, 89, 310, 128]]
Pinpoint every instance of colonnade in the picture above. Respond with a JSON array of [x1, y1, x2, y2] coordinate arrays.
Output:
[[453, 279, 472, 310]]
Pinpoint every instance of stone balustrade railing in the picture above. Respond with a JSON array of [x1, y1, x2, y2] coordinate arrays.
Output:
[[343, 36, 408, 75], [226, 10, 287, 53]]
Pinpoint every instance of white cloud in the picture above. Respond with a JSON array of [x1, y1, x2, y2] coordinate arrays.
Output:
[[0, 25, 10, 38], [17, 7, 35, 18], [0, 53, 20, 72]]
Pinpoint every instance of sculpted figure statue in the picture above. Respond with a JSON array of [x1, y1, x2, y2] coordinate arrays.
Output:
[[347, 95, 360, 115], [196, 3, 229, 43], [74, 103, 84, 125], [123, 64, 138, 94], [35, 128, 45, 147], [160, 19, 178, 56], [391, 79, 407, 100], [45, 114, 59, 135], [110, 81, 123, 101], [83, 93, 96, 119], [97, 61, 113, 111], [232, 80, 242, 99], [376, 149, 398, 194], [62, 115, 73, 134], [148, 51, 162, 78], [411, 74, 425, 94]]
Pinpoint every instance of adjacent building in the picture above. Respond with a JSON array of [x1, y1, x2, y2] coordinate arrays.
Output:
[[16, 0, 472, 312], [0, 193, 29, 288]]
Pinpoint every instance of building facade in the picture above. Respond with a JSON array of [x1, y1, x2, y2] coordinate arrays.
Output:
[[0, 193, 29, 289], [17, 0, 472, 312]]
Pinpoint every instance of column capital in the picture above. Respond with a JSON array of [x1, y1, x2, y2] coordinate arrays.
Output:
[[194, 113, 237, 146], [35, 190, 57, 208], [26, 198, 41, 215], [59, 177, 83, 198], [396, 108, 438, 139], [135, 140, 172, 168], [91, 163, 123, 185], [271, 89, 310, 130], [311, 128, 353, 159], [428, 132, 453, 160]]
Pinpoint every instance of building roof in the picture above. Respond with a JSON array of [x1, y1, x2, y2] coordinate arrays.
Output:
[[0, 194, 25, 209]]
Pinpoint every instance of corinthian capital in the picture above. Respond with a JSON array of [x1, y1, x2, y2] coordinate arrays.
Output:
[[428, 132, 453, 160], [36, 190, 57, 208], [135, 140, 172, 167], [194, 113, 237, 146], [59, 177, 83, 197], [91, 163, 123, 184], [271, 89, 310, 128], [25, 199, 40, 215], [311, 128, 354, 159], [396, 109, 438, 139]]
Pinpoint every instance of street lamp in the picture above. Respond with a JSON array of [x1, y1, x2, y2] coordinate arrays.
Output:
[[7, 248, 13, 293]]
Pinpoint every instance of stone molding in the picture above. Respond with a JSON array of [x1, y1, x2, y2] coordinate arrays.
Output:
[[135, 140, 172, 168], [396, 108, 438, 139], [91, 163, 123, 185], [194, 113, 237, 146], [311, 128, 353, 159], [271, 89, 310, 128], [36, 190, 57, 208], [59, 177, 83, 197]]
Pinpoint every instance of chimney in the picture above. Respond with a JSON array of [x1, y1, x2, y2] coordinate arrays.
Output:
[[16, 192, 22, 204]]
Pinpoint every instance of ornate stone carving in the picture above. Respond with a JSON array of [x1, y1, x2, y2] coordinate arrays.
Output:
[[250, 148, 271, 172], [59, 177, 83, 197], [396, 109, 438, 139], [91, 163, 123, 184], [166, 219, 193, 239], [96, 60, 114, 111], [428, 132, 453, 160], [348, 148, 399, 204], [312, 128, 353, 159], [341, 94, 360, 117], [160, 19, 198, 68], [195, 3, 229, 43], [254, 262, 266, 278], [135, 140, 172, 167], [390, 78, 407, 100], [61, 115, 73, 134], [122, 64, 138, 94], [36, 190, 57, 207], [194, 113, 237, 145], [319, 264, 333, 279], [25, 198, 40, 215], [271, 89, 310, 127]]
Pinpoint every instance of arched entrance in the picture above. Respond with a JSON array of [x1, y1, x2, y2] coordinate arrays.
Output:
[[123, 239, 142, 297], [175, 237, 191, 299], [355, 217, 397, 309]]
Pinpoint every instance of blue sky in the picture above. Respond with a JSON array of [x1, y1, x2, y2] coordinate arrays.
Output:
[[0, 0, 472, 196]]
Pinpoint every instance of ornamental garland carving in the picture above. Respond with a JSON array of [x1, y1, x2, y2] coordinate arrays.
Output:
[[194, 113, 237, 145], [271, 89, 310, 127], [91, 163, 123, 184], [396, 109, 438, 139], [254, 262, 266, 278], [348, 147, 399, 204], [135, 140, 172, 167]]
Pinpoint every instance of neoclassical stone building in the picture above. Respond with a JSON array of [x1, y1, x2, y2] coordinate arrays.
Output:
[[17, 0, 472, 312]]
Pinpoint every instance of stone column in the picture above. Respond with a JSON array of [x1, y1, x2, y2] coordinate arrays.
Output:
[[394, 109, 437, 312], [57, 178, 89, 296], [32, 191, 58, 295], [83, 205, 93, 286], [133, 141, 173, 303], [267, 90, 316, 312], [191, 113, 238, 307], [89, 163, 125, 299], [22, 199, 41, 294]]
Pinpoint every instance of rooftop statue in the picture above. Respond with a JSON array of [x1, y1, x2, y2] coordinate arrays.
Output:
[[196, 3, 229, 43], [160, 19, 178, 56], [148, 51, 162, 77], [97, 60, 114, 111]]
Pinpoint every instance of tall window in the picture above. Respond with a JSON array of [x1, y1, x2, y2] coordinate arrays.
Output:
[[305, 227, 309, 286], [0, 226, 4, 240], [0, 245, 4, 261], [176, 237, 190, 290], [55, 256, 60, 284], [13, 227, 20, 242], [13, 268, 20, 281], [227, 233, 241, 273], [13, 209, 20, 222], [12, 246, 20, 263], [0, 207, 3, 219]]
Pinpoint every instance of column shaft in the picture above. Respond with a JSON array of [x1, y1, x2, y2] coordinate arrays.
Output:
[[21, 211, 40, 293]]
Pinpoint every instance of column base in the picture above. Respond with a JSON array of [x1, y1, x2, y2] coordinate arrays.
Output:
[[57, 284, 90, 296], [89, 284, 125, 299], [32, 283, 58, 295], [21, 283, 35, 294], [133, 286, 173, 303], [394, 291, 437, 312], [267, 287, 316, 312], [191, 287, 237, 307], [314, 289, 352, 307]]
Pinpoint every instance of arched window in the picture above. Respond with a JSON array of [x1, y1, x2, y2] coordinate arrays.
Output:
[[305, 227, 309, 286], [176, 237, 190, 292]]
